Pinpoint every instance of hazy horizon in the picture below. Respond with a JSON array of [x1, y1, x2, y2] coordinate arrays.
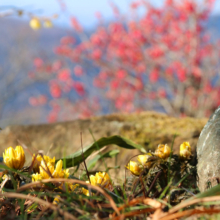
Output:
[[1, 0, 220, 28]]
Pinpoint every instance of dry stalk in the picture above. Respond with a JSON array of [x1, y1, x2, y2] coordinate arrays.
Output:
[[16, 178, 120, 215], [0, 192, 77, 220]]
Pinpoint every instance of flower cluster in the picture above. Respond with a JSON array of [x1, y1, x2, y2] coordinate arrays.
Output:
[[2, 140, 192, 204], [2, 146, 69, 181], [32, 154, 55, 173], [2, 145, 79, 198], [29, 17, 53, 30], [32, 159, 69, 181], [82, 172, 112, 196], [126, 142, 192, 175]]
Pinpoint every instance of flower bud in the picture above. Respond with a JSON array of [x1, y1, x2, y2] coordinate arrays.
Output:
[[43, 20, 53, 28], [180, 142, 191, 160], [3, 146, 25, 170], [126, 161, 142, 176], [29, 17, 41, 30], [137, 153, 153, 169], [155, 144, 171, 159]]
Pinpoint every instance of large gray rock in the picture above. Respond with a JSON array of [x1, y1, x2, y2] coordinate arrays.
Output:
[[197, 106, 220, 192]]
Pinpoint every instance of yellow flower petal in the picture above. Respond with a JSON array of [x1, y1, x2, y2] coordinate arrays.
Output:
[[32, 154, 55, 173], [3, 146, 25, 170], [126, 161, 142, 176], [29, 18, 41, 30], [52, 160, 69, 178], [90, 175, 96, 186], [15, 146, 25, 169], [180, 142, 191, 160], [32, 173, 43, 182], [69, 184, 79, 192], [53, 195, 60, 205], [39, 161, 54, 179], [155, 144, 171, 159], [137, 153, 153, 168], [52, 160, 63, 178], [82, 172, 112, 196], [32, 158, 69, 182], [82, 188, 90, 196]]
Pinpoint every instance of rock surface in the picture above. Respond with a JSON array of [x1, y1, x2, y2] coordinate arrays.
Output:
[[197, 107, 220, 192]]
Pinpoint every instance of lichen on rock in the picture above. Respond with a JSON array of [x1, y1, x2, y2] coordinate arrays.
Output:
[[197, 106, 220, 192]]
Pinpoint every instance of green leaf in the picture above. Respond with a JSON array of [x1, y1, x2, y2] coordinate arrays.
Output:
[[193, 184, 220, 199], [105, 189, 124, 204], [80, 150, 120, 179], [57, 135, 146, 168], [86, 149, 120, 171]]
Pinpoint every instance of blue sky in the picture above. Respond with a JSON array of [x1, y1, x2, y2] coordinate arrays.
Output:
[[1, 0, 220, 28]]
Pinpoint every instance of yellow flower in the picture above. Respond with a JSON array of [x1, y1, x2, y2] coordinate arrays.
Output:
[[82, 181, 90, 196], [52, 160, 69, 178], [97, 172, 111, 187], [39, 161, 54, 179], [137, 153, 153, 169], [69, 184, 79, 192], [2, 174, 9, 181], [82, 172, 112, 196], [32, 159, 69, 181], [3, 146, 25, 170], [155, 144, 171, 159], [29, 17, 41, 30], [53, 195, 60, 205], [32, 173, 43, 182], [180, 142, 191, 160], [126, 161, 142, 176], [32, 154, 55, 173], [58, 182, 79, 192], [43, 20, 53, 28], [88, 172, 111, 187]]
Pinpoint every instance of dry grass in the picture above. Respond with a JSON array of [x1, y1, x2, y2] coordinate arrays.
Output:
[[0, 133, 219, 220]]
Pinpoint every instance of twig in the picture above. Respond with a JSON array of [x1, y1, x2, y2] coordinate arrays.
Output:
[[145, 171, 162, 197], [16, 178, 120, 215], [159, 195, 220, 219], [1, 192, 77, 220]]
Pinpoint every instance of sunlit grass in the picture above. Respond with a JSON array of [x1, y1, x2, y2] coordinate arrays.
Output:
[[0, 135, 220, 219]]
